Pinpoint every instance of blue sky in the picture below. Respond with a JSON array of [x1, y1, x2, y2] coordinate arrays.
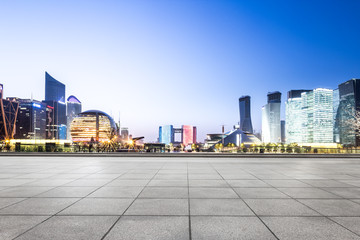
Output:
[[1, 0, 359, 141]]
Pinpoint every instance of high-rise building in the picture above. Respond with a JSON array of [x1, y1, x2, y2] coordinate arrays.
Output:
[[182, 125, 197, 146], [0, 85, 19, 140], [285, 90, 311, 143], [121, 127, 130, 141], [44, 72, 66, 139], [66, 95, 82, 140], [13, 99, 46, 140], [239, 96, 253, 133], [333, 88, 340, 143], [159, 125, 174, 145], [192, 126, 197, 144], [336, 79, 360, 146], [45, 72, 66, 103], [42, 100, 66, 139], [301, 88, 334, 143], [281, 120, 285, 143], [262, 91, 281, 143]]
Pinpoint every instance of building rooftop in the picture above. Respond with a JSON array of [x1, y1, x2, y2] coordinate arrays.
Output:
[[67, 95, 81, 103], [239, 95, 251, 100]]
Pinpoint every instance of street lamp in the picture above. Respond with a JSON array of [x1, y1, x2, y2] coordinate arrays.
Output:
[[222, 125, 225, 152]]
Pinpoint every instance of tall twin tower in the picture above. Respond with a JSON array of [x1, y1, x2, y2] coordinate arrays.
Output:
[[238, 96, 253, 133]]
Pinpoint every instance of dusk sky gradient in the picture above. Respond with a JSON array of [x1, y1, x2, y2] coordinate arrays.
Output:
[[1, 0, 360, 141]]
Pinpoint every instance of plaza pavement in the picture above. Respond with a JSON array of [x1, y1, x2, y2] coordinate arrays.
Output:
[[0, 155, 360, 239]]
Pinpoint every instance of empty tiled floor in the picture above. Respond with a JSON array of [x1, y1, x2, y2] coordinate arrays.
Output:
[[1, 156, 360, 239]]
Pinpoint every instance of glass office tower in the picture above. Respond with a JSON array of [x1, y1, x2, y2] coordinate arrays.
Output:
[[333, 89, 340, 143], [262, 92, 281, 143], [337, 79, 360, 146], [44, 72, 66, 139], [182, 125, 196, 146], [159, 125, 174, 145], [239, 96, 253, 133], [66, 95, 82, 140], [280, 120, 286, 143], [45, 72, 65, 103], [285, 90, 311, 143], [14, 99, 46, 140], [301, 88, 333, 143]]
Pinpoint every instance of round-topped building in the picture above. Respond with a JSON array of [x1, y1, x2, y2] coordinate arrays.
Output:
[[70, 110, 117, 142]]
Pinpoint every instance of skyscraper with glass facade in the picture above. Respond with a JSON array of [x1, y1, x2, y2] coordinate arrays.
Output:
[[45, 72, 66, 103], [44, 72, 66, 139], [182, 125, 196, 146], [337, 79, 360, 146], [333, 88, 340, 143], [285, 90, 311, 143], [66, 95, 82, 140], [301, 88, 334, 143], [262, 92, 281, 143], [280, 120, 286, 143], [239, 96, 253, 133], [13, 99, 46, 140], [159, 125, 174, 145]]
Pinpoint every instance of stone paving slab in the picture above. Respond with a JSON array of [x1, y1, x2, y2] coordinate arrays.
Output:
[[15, 216, 118, 240], [0, 198, 79, 215], [0, 156, 360, 239], [190, 199, 254, 216], [58, 198, 133, 216], [189, 187, 239, 198], [139, 187, 189, 199], [104, 216, 189, 240], [261, 217, 360, 240], [191, 216, 277, 240], [331, 217, 360, 236], [234, 187, 290, 199], [298, 199, 360, 216], [35, 186, 98, 198], [244, 199, 320, 216], [0, 198, 26, 209], [124, 199, 189, 216], [0, 216, 49, 240]]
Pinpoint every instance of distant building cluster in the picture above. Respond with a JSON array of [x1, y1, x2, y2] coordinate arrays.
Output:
[[2, 72, 360, 151], [2, 72, 80, 142], [0, 72, 125, 147], [239, 78, 360, 147]]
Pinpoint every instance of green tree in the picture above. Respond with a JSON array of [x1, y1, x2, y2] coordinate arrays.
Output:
[[214, 143, 223, 152]]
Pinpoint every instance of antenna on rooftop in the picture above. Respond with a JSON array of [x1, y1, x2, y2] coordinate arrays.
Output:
[[221, 124, 225, 151]]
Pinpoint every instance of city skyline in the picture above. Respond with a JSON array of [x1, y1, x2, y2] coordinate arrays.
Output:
[[1, 0, 360, 141]]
